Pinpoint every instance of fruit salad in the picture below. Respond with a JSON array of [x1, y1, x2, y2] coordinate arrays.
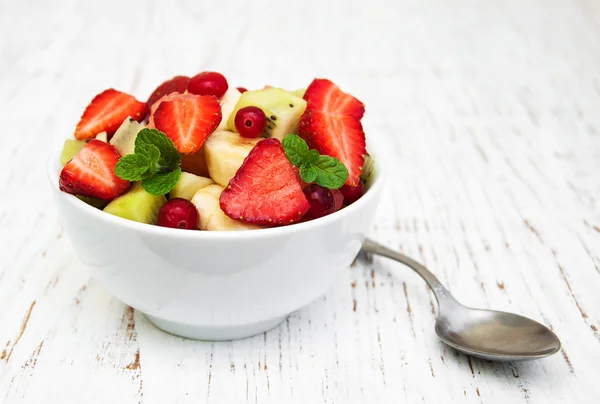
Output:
[[58, 72, 374, 230]]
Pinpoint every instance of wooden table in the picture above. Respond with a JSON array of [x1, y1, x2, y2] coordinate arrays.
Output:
[[1, 0, 599, 402]]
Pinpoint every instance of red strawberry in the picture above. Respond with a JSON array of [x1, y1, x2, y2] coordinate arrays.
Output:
[[59, 140, 130, 200], [147, 92, 183, 128], [220, 139, 310, 226], [146, 76, 190, 107], [74, 89, 148, 140], [298, 110, 366, 187], [153, 94, 222, 155], [303, 78, 365, 119]]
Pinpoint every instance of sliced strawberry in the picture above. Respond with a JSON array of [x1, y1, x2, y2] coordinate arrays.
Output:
[[147, 92, 184, 128], [74, 89, 148, 141], [152, 94, 221, 155], [220, 139, 310, 226], [146, 76, 190, 107], [303, 78, 365, 119], [59, 140, 130, 200], [298, 110, 366, 187]]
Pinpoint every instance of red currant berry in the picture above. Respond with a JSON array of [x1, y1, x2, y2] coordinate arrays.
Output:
[[340, 182, 364, 205], [303, 184, 335, 219], [331, 189, 344, 211], [157, 198, 199, 230], [234, 106, 267, 138], [187, 72, 228, 98], [236, 87, 248, 93]]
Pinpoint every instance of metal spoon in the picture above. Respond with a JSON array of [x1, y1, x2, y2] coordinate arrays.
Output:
[[361, 238, 561, 361]]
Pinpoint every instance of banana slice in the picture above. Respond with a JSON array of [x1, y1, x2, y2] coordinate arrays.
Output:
[[170, 172, 214, 201], [110, 117, 145, 156], [204, 130, 260, 187], [218, 88, 242, 130], [192, 184, 261, 231], [95, 131, 108, 142]]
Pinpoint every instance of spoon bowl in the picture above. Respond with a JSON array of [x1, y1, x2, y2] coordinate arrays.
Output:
[[435, 306, 561, 360], [361, 238, 561, 361]]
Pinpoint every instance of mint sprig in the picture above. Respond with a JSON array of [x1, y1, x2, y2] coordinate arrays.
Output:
[[282, 134, 348, 189], [114, 128, 181, 195]]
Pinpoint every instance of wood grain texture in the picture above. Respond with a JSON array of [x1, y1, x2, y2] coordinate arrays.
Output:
[[1, 0, 599, 402]]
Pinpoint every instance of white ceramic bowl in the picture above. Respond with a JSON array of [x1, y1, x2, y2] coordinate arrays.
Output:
[[48, 144, 383, 340]]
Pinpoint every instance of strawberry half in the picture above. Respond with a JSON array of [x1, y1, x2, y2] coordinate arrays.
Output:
[[303, 78, 365, 119], [153, 94, 222, 155], [146, 75, 190, 107], [74, 89, 148, 141], [146, 92, 183, 128], [220, 139, 310, 226], [299, 110, 366, 187], [59, 140, 130, 200]]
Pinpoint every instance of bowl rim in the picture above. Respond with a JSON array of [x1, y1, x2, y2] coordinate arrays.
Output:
[[48, 136, 385, 240]]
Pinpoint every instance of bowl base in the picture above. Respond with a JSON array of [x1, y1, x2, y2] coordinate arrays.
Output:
[[145, 314, 287, 341]]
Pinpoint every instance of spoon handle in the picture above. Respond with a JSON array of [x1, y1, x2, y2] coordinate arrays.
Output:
[[361, 238, 456, 306]]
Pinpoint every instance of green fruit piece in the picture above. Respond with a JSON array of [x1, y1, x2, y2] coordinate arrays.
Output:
[[109, 117, 145, 156], [170, 172, 214, 201], [103, 182, 166, 224], [60, 140, 86, 166], [291, 88, 306, 98], [227, 88, 307, 141], [360, 154, 376, 188], [77, 195, 109, 209]]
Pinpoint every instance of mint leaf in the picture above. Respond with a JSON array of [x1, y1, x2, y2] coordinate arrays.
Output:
[[135, 128, 180, 168], [282, 134, 309, 167], [312, 156, 349, 189], [281, 133, 349, 190], [114, 154, 150, 181], [306, 150, 319, 165], [145, 144, 161, 176], [115, 128, 183, 195], [142, 167, 182, 195], [300, 165, 317, 183]]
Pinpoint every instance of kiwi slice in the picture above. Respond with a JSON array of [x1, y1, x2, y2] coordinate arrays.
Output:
[[109, 117, 145, 156], [290, 88, 306, 98], [360, 154, 376, 188], [227, 88, 307, 141], [60, 140, 86, 166], [103, 183, 166, 224], [170, 172, 214, 201], [77, 195, 109, 210]]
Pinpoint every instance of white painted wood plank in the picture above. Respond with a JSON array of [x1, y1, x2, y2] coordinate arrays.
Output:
[[0, 0, 599, 402]]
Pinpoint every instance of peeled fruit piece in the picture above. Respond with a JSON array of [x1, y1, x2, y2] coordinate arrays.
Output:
[[204, 130, 260, 187], [109, 117, 145, 156], [227, 88, 307, 141], [60, 139, 86, 166], [77, 195, 109, 210], [180, 146, 210, 177], [291, 88, 306, 98], [95, 132, 108, 142], [360, 154, 375, 187], [170, 172, 214, 201], [191, 184, 260, 231], [217, 88, 242, 130], [103, 183, 167, 224]]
